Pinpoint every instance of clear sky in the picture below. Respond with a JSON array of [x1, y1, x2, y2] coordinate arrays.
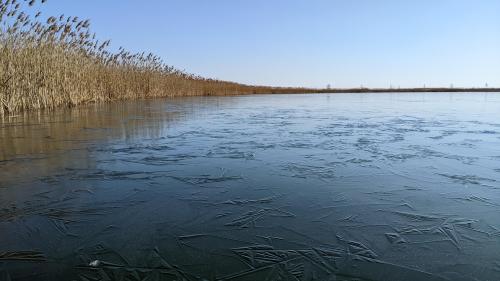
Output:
[[41, 0, 500, 88]]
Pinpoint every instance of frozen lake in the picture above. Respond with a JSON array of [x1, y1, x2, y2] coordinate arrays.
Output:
[[1, 93, 500, 280]]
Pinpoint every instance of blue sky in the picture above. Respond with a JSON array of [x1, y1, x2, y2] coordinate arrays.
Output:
[[41, 0, 500, 88]]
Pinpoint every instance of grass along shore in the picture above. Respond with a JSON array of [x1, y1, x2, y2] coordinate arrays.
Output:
[[1, 0, 498, 117]]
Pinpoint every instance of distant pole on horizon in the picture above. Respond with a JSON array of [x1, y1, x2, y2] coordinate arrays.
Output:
[[450, 83, 454, 89], [486, 83, 489, 88], [326, 84, 331, 90]]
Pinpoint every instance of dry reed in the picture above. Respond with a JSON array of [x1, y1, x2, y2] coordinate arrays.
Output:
[[0, 0, 310, 116]]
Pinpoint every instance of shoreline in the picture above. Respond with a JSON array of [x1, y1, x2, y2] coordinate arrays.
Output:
[[1, 1, 498, 116], [2, 88, 499, 119]]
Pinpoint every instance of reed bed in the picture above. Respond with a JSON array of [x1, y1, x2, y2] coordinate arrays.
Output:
[[0, 0, 310, 116]]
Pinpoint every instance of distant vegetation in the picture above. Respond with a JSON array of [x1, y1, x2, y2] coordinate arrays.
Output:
[[0, 0, 498, 116]]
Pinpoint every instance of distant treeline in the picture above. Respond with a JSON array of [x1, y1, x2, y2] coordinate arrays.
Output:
[[316, 88, 500, 93], [0, 0, 498, 116]]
